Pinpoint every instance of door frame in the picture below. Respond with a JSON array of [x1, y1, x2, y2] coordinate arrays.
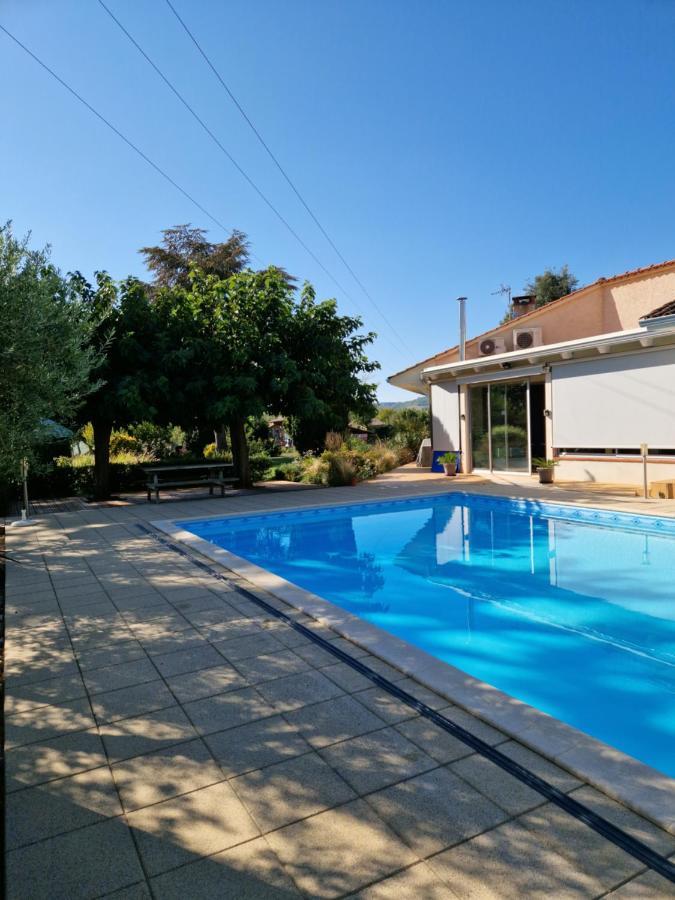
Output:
[[468, 379, 533, 475]]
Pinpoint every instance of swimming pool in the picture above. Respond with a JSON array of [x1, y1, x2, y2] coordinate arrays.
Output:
[[178, 493, 675, 778]]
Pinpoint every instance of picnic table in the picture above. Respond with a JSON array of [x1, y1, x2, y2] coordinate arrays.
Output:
[[142, 462, 238, 503]]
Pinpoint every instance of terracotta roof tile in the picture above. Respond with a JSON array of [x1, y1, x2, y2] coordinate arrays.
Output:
[[642, 298, 675, 319]]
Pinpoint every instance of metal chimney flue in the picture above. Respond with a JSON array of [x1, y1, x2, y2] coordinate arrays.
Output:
[[457, 297, 467, 361]]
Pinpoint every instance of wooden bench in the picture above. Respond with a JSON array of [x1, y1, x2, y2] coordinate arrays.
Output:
[[142, 463, 238, 503]]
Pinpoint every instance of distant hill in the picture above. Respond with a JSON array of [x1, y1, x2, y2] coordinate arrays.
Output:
[[378, 396, 428, 411]]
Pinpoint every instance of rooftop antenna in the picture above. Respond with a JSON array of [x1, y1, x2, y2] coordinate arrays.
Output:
[[492, 283, 512, 319]]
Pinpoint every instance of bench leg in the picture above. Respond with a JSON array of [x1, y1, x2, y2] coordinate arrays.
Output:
[[209, 484, 214, 496], [220, 484, 225, 497], [147, 487, 151, 502], [155, 488, 160, 503]]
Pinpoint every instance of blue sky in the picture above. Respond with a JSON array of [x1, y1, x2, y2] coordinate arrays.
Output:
[[3, 0, 675, 401]]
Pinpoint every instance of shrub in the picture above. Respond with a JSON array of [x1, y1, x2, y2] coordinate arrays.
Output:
[[249, 453, 273, 483], [365, 443, 398, 474], [325, 452, 356, 486], [129, 422, 186, 458], [324, 431, 344, 452], [109, 430, 143, 456], [203, 443, 232, 461], [396, 446, 416, 465], [275, 462, 304, 482]]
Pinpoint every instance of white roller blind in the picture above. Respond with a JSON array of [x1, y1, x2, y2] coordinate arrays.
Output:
[[431, 382, 460, 450], [552, 349, 675, 448]]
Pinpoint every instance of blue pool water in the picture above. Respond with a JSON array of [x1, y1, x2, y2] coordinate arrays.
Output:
[[178, 493, 675, 777]]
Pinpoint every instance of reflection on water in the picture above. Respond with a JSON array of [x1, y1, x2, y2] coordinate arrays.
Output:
[[181, 496, 675, 777]]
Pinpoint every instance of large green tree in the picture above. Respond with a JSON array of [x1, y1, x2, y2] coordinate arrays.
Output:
[[0, 224, 99, 486], [525, 265, 578, 309], [71, 272, 163, 499], [154, 269, 378, 484], [285, 284, 378, 452]]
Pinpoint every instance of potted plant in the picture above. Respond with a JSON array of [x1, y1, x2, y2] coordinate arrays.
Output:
[[533, 458, 557, 484], [438, 451, 457, 476]]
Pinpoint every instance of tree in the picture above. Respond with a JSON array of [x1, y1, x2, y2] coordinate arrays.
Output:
[[285, 284, 379, 453], [377, 407, 429, 453], [139, 224, 250, 289], [153, 270, 378, 484], [525, 265, 578, 309], [0, 223, 99, 486], [71, 272, 163, 499]]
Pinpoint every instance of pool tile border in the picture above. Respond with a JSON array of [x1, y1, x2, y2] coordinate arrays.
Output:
[[153, 496, 675, 836]]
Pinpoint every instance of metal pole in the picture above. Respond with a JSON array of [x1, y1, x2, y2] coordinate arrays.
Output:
[[21, 458, 29, 520], [641, 443, 649, 499], [457, 297, 467, 362]]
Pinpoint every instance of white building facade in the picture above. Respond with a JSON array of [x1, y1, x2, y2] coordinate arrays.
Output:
[[389, 262, 675, 486]]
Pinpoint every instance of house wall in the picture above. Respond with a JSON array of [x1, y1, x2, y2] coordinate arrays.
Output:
[[555, 457, 675, 486], [430, 382, 460, 451]]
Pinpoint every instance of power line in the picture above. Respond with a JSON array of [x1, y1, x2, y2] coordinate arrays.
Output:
[[0, 24, 235, 237], [98, 0, 390, 340], [164, 0, 409, 354]]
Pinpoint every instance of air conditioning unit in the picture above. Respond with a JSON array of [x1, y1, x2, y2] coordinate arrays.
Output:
[[513, 327, 543, 351], [478, 337, 507, 356]]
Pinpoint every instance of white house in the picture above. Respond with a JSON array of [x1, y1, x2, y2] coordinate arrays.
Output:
[[388, 260, 675, 486]]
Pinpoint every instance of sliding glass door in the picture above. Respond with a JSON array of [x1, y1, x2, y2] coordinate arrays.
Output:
[[470, 381, 530, 473]]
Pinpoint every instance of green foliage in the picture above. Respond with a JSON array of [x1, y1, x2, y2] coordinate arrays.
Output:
[[0, 223, 100, 483], [324, 452, 357, 486], [248, 453, 273, 483], [438, 451, 457, 464], [382, 407, 429, 453], [109, 430, 141, 456], [525, 265, 578, 309], [203, 443, 233, 461], [129, 422, 186, 458], [286, 283, 378, 453], [533, 457, 558, 469]]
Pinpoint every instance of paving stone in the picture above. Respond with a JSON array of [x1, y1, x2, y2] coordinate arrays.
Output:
[[5, 727, 109, 792], [6, 817, 144, 900], [152, 643, 225, 678], [166, 663, 248, 704], [139, 627, 209, 657], [517, 802, 645, 889], [320, 727, 437, 794], [198, 617, 263, 642], [255, 669, 344, 713], [293, 642, 340, 667], [285, 694, 387, 749], [82, 657, 159, 695], [325, 636, 371, 658], [358, 655, 407, 681], [5, 672, 87, 715], [605, 868, 675, 897], [427, 818, 603, 898], [205, 715, 311, 778], [321, 662, 373, 693], [349, 861, 456, 899], [103, 883, 152, 900], [183, 686, 276, 735], [100, 705, 197, 763], [498, 739, 583, 792], [5, 697, 96, 749], [439, 706, 509, 746], [394, 715, 473, 764], [112, 737, 223, 811], [568, 785, 675, 857], [367, 766, 508, 856], [393, 678, 449, 710], [149, 836, 301, 899], [450, 753, 545, 815], [128, 781, 259, 876], [5, 656, 79, 688], [6, 765, 123, 850], [213, 631, 286, 661], [76, 639, 148, 671], [233, 751, 356, 832], [233, 648, 312, 684], [353, 687, 418, 724], [91, 680, 176, 724], [266, 798, 417, 898]]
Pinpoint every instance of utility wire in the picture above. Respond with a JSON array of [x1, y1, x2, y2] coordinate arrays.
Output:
[[0, 24, 234, 237], [97, 0, 381, 332], [164, 0, 409, 354]]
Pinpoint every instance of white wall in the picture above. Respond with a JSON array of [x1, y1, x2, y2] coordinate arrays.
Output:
[[556, 457, 675, 486], [431, 382, 460, 451], [551, 348, 675, 449]]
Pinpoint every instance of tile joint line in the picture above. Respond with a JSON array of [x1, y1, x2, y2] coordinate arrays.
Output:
[[134, 522, 675, 885]]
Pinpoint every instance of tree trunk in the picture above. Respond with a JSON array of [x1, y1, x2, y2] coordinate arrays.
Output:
[[214, 427, 228, 452], [230, 416, 251, 488], [92, 420, 113, 500]]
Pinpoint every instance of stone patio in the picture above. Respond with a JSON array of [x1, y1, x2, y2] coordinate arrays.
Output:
[[4, 474, 675, 898]]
